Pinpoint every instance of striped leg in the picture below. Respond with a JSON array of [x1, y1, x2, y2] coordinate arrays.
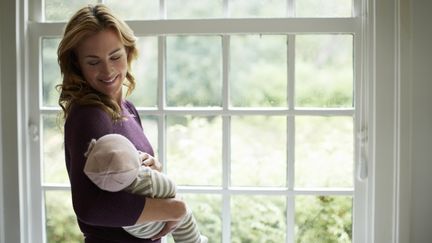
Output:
[[171, 207, 207, 243]]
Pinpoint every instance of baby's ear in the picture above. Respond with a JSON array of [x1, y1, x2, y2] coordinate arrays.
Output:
[[84, 138, 97, 158]]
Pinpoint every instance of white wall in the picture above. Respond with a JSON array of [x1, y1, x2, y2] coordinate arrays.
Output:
[[410, 0, 432, 242], [0, 0, 21, 243]]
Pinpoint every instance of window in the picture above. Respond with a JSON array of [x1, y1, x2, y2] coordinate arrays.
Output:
[[27, 0, 368, 242]]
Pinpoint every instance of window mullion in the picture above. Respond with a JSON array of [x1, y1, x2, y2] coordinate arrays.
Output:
[[158, 36, 167, 172], [287, 0, 295, 17], [222, 34, 231, 243], [222, 116, 231, 243], [223, 0, 228, 17], [159, 0, 166, 19], [127, 18, 358, 36], [286, 34, 296, 243]]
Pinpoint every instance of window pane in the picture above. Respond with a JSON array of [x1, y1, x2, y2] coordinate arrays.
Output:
[[45, 191, 82, 242], [231, 195, 286, 242], [167, 194, 222, 243], [230, 35, 287, 107], [106, 0, 159, 20], [295, 116, 353, 188], [42, 115, 68, 184], [229, 0, 286, 18], [295, 35, 353, 108], [140, 115, 159, 157], [231, 116, 286, 187], [127, 37, 158, 107], [167, 0, 223, 19], [296, 0, 352, 17], [42, 38, 61, 107], [45, 0, 97, 22], [166, 116, 222, 186], [166, 36, 222, 107], [295, 196, 352, 242]]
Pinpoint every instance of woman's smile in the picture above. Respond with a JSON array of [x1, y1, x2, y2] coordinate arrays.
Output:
[[99, 74, 118, 84]]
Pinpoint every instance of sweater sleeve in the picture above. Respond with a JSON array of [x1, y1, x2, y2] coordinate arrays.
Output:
[[65, 105, 146, 227]]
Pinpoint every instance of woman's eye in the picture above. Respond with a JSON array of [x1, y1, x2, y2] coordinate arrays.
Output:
[[88, 61, 99, 66], [111, 55, 121, 60]]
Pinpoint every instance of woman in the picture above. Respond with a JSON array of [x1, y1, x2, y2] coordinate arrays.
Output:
[[57, 4, 186, 242]]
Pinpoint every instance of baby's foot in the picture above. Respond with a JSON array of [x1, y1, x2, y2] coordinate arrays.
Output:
[[200, 235, 208, 243]]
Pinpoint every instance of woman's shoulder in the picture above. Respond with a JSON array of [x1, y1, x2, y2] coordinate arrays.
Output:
[[122, 99, 138, 112], [66, 103, 112, 129], [69, 103, 109, 119], [122, 99, 142, 123]]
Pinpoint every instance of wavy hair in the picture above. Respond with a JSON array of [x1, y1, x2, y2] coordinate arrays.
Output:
[[57, 4, 138, 121]]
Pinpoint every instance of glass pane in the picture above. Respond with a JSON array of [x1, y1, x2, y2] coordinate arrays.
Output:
[[295, 196, 352, 242], [296, 0, 352, 17], [166, 116, 222, 186], [140, 115, 159, 157], [106, 0, 159, 20], [42, 115, 68, 184], [231, 195, 286, 242], [45, 190, 82, 242], [230, 35, 287, 107], [127, 37, 158, 107], [295, 35, 353, 108], [229, 0, 286, 18], [167, 0, 223, 19], [42, 38, 61, 107], [231, 116, 286, 187], [295, 116, 353, 188], [45, 0, 97, 22], [166, 36, 222, 107], [167, 194, 222, 243]]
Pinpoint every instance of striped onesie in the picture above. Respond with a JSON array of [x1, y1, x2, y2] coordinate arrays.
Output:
[[123, 166, 203, 242]]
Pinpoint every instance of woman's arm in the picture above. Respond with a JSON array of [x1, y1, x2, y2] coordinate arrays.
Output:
[[136, 196, 186, 224], [66, 105, 186, 227], [137, 196, 187, 241]]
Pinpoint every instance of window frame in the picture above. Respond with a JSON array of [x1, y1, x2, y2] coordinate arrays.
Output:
[[1, 0, 407, 242]]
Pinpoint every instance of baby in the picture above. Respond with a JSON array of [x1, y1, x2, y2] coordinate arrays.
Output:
[[84, 133, 207, 243]]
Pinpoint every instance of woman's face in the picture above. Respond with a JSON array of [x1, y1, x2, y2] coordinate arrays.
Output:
[[77, 29, 128, 104]]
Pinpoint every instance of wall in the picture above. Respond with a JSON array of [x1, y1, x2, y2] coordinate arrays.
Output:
[[0, 0, 21, 242], [410, 0, 432, 242]]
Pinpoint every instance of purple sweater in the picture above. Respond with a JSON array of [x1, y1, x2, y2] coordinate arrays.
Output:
[[64, 100, 160, 243]]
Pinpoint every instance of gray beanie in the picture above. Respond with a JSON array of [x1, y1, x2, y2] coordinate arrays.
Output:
[[84, 134, 140, 192]]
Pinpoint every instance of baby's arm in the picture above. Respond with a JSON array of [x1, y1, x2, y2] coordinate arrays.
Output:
[[125, 163, 177, 199]]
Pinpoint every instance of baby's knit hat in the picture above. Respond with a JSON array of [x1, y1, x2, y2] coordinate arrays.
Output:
[[84, 134, 140, 192]]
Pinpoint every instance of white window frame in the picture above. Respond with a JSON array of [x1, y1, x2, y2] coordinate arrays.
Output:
[[31, 14, 364, 243], [0, 0, 410, 242]]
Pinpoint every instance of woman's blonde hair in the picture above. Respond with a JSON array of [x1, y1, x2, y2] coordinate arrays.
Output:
[[57, 4, 138, 121]]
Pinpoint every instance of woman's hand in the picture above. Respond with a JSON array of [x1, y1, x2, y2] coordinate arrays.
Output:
[[139, 152, 163, 172], [151, 220, 182, 241]]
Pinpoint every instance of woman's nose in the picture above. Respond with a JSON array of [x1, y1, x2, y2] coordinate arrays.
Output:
[[100, 61, 113, 75]]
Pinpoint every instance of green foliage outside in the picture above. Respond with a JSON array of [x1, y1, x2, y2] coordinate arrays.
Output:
[[42, 2, 354, 242], [45, 191, 83, 243]]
